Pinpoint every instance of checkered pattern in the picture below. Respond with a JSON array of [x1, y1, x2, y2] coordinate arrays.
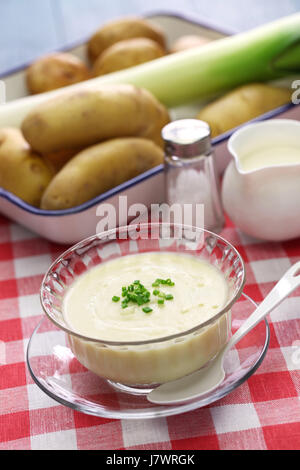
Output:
[[0, 213, 299, 450]]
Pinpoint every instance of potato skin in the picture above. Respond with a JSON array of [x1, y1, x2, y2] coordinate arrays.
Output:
[[41, 138, 163, 210], [92, 38, 165, 77], [196, 83, 291, 137], [88, 17, 166, 62], [171, 35, 212, 53], [43, 149, 79, 172], [26, 53, 90, 94], [0, 128, 53, 206], [21, 84, 170, 154]]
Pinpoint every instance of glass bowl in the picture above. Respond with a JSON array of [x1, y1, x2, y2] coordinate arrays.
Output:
[[40, 223, 245, 395], [27, 294, 269, 419]]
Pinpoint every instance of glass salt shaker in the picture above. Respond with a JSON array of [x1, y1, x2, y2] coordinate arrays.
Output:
[[162, 119, 225, 233]]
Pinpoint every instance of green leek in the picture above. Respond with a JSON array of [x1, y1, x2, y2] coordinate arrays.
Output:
[[95, 12, 300, 107]]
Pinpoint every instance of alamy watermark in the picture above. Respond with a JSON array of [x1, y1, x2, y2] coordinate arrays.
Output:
[[95, 197, 205, 245]]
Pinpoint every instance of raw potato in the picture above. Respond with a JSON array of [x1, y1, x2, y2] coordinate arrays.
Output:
[[0, 128, 53, 206], [21, 84, 170, 154], [92, 38, 165, 77], [26, 53, 90, 94], [88, 17, 166, 62], [196, 83, 291, 137], [43, 149, 80, 172], [41, 138, 164, 210], [171, 35, 213, 53]]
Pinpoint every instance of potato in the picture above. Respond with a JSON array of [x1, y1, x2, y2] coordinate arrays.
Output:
[[0, 128, 53, 206], [41, 138, 163, 210], [92, 38, 165, 77], [43, 149, 79, 172], [21, 84, 170, 154], [88, 17, 166, 62], [196, 83, 292, 137], [26, 53, 90, 94], [171, 35, 212, 53]]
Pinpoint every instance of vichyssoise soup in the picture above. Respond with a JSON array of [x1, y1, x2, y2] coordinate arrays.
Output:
[[63, 252, 231, 385]]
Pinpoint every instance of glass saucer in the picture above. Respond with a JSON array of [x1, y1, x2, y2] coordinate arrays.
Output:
[[27, 293, 269, 420]]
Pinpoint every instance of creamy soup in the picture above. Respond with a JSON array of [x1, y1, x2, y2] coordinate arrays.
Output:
[[240, 146, 300, 172], [63, 252, 229, 342], [64, 252, 231, 385]]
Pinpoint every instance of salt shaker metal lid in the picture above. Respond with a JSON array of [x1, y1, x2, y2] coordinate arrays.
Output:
[[162, 119, 212, 158]]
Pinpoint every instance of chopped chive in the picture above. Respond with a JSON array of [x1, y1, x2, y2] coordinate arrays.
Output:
[[114, 277, 174, 311], [143, 307, 153, 314], [152, 278, 175, 287], [128, 294, 137, 302], [165, 294, 174, 301]]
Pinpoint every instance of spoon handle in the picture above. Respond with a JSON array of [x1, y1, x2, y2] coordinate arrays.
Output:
[[226, 261, 300, 351]]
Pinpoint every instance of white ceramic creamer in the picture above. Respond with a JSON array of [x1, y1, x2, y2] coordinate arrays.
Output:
[[222, 120, 300, 241]]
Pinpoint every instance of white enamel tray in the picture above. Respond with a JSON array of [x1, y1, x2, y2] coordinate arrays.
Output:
[[0, 12, 299, 245]]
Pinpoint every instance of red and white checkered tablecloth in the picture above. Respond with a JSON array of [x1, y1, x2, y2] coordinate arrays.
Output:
[[0, 213, 299, 450]]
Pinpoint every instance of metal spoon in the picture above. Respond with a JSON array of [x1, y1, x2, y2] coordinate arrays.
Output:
[[148, 261, 300, 405]]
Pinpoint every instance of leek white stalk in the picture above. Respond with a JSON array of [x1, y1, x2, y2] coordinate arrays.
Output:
[[0, 13, 299, 128]]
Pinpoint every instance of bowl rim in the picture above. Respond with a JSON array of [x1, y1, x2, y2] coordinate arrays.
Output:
[[40, 222, 246, 346]]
